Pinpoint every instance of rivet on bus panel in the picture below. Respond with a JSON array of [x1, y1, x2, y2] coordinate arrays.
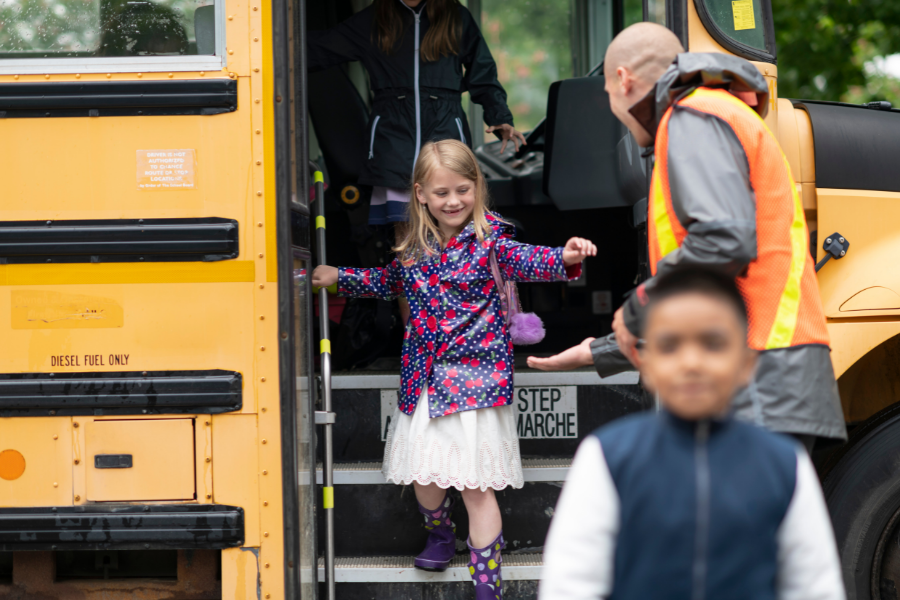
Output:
[[205, 421, 210, 426], [260, 377, 266, 382], [105, 73, 111, 78], [229, 72, 236, 79], [253, 6, 257, 10], [264, 532, 269, 537], [228, 49, 234, 55], [255, 129, 261, 134], [200, 71, 205, 76], [263, 501, 268, 506], [262, 470, 268, 475], [259, 284, 264, 290], [256, 161, 262, 166], [75, 74, 81, 79], [13, 75, 18, 79], [258, 253, 264, 259], [255, 98, 260, 104], [260, 315, 265, 320], [73, 422, 79, 428], [258, 222, 263, 227], [53, 482, 58, 487], [262, 439, 267, 444], [266, 595, 270, 599], [206, 494, 211, 499], [227, 14, 233, 19], [168, 73, 174, 78], [75, 495, 80, 501], [254, 37, 259, 42], [136, 73, 142, 78], [262, 408, 267, 413], [265, 563, 270, 568], [74, 459, 79, 465], [253, 68, 260, 73], [260, 346, 266, 351], [53, 435, 58, 440], [206, 458, 211, 463], [44, 74, 49, 79], [257, 191, 263, 196]]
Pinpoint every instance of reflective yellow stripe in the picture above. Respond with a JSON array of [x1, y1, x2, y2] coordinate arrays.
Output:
[[687, 89, 806, 349], [313, 171, 324, 184], [323, 486, 334, 509], [651, 170, 679, 260], [316, 215, 325, 229], [320, 339, 331, 354], [765, 163, 807, 349]]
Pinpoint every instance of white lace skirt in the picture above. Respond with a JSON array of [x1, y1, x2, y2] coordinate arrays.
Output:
[[382, 390, 524, 492]]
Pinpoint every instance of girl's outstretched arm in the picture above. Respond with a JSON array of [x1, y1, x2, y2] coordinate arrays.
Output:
[[315, 258, 404, 300], [494, 236, 597, 283]]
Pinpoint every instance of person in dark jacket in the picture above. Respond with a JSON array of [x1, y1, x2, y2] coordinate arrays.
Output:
[[308, 0, 524, 227], [527, 23, 847, 449], [540, 268, 844, 600]]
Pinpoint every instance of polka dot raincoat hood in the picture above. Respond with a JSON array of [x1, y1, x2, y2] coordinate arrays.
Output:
[[337, 213, 582, 419]]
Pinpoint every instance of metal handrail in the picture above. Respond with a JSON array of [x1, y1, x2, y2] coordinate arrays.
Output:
[[310, 161, 335, 600]]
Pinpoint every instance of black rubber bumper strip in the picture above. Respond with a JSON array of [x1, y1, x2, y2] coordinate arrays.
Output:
[[0, 217, 238, 264], [0, 370, 242, 417], [0, 505, 244, 551], [0, 79, 237, 118]]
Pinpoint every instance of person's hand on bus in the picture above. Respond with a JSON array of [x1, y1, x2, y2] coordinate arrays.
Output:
[[613, 306, 641, 368], [485, 123, 527, 154], [527, 337, 596, 371], [562, 237, 597, 266], [312, 265, 338, 289]]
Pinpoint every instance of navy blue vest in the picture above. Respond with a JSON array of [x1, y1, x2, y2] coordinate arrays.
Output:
[[595, 412, 797, 600]]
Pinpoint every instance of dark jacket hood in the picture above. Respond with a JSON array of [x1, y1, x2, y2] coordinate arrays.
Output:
[[629, 52, 770, 141]]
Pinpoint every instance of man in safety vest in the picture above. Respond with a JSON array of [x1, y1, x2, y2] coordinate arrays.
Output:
[[528, 23, 847, 447]]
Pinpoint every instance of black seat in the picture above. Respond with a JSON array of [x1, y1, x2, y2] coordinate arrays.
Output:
[[308, 66, 370, 196]]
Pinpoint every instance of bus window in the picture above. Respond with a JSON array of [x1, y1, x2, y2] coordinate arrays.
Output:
[[623, 0, 642, 28], [481, 0, 573, 132], [695, 0, 775, 61], [0, 0, 225, 72], [646, 0, 665, 25]]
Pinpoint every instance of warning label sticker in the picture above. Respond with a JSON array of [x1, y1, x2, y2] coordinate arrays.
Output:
[[136, 149, 196, 190], [732, 0, 756, 31]]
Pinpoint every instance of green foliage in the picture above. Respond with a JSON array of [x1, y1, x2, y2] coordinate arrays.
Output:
[[481, 0, 573, 131], [773, 0, 900, 105]]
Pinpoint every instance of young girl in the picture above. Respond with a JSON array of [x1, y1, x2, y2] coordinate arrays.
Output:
[[312, 140, 596, 599]]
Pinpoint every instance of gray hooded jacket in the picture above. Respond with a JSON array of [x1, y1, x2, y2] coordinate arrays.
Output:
[[595, 53, 846, 442]]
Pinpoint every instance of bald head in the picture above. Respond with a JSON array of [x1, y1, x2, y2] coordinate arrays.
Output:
[[603, 23, 684, 147], [604, 23, 684, 85]]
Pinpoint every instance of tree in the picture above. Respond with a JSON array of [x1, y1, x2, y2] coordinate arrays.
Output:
[[773, 0, 900, 105]]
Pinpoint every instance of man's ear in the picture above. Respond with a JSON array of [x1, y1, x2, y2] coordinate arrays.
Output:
[[414, 183, 427, 204], [615, 65, 633, 95]]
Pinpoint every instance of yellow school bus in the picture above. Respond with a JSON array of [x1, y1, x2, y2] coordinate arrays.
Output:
[[0, 0, 316, 595]]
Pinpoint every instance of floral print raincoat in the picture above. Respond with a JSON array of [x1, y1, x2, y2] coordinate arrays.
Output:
[[337, 213, 582, 418]]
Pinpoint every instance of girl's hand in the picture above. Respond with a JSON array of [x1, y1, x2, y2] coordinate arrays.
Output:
[[312, 265, 339, 288], [485, 123, 527, 154], [562, 237, 597, 266]]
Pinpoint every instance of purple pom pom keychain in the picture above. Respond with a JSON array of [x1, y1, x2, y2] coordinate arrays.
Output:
[[489, 247, 545, 345]]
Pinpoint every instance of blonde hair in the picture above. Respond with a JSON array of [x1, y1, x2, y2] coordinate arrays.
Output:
[[394, 140, 492, 265]]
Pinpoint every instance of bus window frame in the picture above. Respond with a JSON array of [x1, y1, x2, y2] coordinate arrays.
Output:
[[0, 0, 227, 75], [693, 0, 776, 63]]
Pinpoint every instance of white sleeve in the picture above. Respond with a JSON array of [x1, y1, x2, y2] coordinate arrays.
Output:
[[776, 449, 847, 600], [539, 436, 620, 600]]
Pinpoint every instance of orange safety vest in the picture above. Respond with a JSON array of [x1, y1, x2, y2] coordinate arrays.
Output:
[[648, 87, 829, 351]]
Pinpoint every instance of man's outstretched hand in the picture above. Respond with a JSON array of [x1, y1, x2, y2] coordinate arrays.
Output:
[[527, 337, 596, 371]]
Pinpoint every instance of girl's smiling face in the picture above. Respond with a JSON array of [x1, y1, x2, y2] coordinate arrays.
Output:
[[414, 165, 477, 241]]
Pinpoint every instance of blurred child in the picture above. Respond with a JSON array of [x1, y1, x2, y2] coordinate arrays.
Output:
[[540, 268, 845, 600], [313, 139, 595, 599]]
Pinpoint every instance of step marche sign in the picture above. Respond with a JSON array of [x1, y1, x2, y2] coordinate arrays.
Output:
[[380, 386, 578, 440]]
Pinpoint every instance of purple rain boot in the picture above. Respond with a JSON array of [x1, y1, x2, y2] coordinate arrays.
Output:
[[467, 531, 505, 600], [414, 491, 456, 571]]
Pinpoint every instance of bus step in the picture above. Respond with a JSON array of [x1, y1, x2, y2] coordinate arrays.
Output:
[[309, 458, 572, 485], [317, 553, 543, 583]]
